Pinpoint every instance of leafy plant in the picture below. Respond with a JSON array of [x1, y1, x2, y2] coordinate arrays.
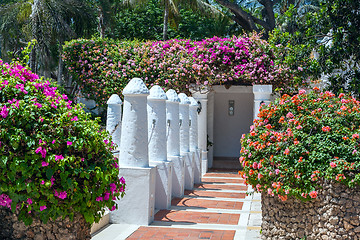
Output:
[[0, 60, 125, 225], [239, 88, 360, 201], [63, 34, 296, 108]]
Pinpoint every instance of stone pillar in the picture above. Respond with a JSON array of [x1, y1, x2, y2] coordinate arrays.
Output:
[[106, 94, 122, 151], [179, 93, 194, 190], [253, 85, 272, 120], [111, 78, 156, 225], [192, 93, 208, 176], [189, 97, 201, 184], [147, 85, 173, 210], [166, 90, 185, 197]]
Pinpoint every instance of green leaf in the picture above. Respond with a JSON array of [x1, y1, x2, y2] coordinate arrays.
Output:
[[46, 168, 54, 180]]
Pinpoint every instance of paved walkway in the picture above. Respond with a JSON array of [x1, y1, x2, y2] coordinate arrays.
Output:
[[92, 171, 262, 240]]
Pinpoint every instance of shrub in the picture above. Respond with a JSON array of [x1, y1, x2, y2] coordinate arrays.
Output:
[[239, 88, 360, 201], [63, 34, 296, 108], [0, 60, 125, 225]]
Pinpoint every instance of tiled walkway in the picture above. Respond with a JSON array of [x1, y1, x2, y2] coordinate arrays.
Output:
[[92, 171, 262, 240]]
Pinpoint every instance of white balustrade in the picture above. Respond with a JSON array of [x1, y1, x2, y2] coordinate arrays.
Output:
[[189, 97, 201, 184], [106, 94, 122, 151]]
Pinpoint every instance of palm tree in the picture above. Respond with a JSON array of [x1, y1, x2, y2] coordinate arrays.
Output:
[[119, 0, 222, 40]]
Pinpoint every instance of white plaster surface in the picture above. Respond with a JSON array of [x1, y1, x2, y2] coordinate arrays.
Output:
[[182, 151, 195, 190], [188, 97, 199, 152], [110, 166, 156, 225], [148, 86, 167, 162], [166, 90, 180, 157], [122, 77, 150, 95], [178, 93, 190, 153], [253, 84, 272, 120], [169, 155, 185, 197], [106, 94, 122, 150], [193, 93, 208, 174], [149, 161, 173, 210], [194, 149, 202, 184], [120, 79, 149, 167]]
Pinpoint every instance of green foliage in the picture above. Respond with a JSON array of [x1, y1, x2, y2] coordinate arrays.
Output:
[[240, 88, 360, 202], [0, 60, 125, 225], [109, 0, 235, 41]]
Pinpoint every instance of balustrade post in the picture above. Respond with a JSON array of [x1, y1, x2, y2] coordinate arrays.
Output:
[[106, 94, 122, 151], [189, 97, 201, 184]]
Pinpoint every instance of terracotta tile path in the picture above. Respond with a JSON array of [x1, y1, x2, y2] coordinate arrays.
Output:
[[124, 171, 262, 240], [92, 170, 261, 240]]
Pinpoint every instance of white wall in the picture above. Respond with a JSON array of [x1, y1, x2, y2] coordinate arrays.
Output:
[[212, 86, 253, 158]]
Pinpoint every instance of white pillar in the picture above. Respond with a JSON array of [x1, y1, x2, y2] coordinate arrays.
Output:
[[253, 85, 272, 120], [148, 85, 167, 162], [193, 93, 208, 176], [166, 90, 185, 197], [189, 97, 201, 184], [147, 85, 172, 210], [106, 94, 122, 150], [179, 93, 194, 190], [178, 93, 190, 153], [119, 78, 150, 168], [111, 78, 156, 225]]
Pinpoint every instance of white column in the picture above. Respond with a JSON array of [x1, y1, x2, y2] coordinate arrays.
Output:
[[189, 97, 201, 184], [193, 92, 208, 176], [148, 85, 167, 162], [179, 93, 194, 190], [147, 85, 172, 210], [166, 89, 185, 197], [111, 78, 156, 225], [178, 93, 190, 153], [119, 78, 149, 168], [253, 85, 272, 120], [106, 94, 122, 150], [166, 90, 180, 157]]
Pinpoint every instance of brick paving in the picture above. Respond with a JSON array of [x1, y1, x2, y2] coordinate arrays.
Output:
[[194, 183, 248, 191], [154, 210, 240, 225], [126, 227, 236, 240], [184, 190, 246, 199], [126, 171, 250, 240]]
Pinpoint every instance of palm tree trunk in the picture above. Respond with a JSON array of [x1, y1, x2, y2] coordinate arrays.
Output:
[[30, 45, 36, 73], [57, 39, 63, 86], [163, 0, 169, 41], [98, 6, 105, 38]]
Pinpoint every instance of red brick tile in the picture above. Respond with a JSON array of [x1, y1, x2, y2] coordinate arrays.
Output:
[[203, 173, 240, 178], [127, 227, 235, 240], [194, 184, 247, 191], [201, 178, 245, 184], [184, 190, 246, 199], [171, 198, 243, 210]]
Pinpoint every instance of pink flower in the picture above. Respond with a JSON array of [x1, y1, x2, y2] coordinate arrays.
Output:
[[67, 141, 72, 146], [296, 125, 302, 130], [40, 205, 47, 211], [309, 191, 318, 199], [330, 162, 337, 168], [41, 180, 45, 185], [110, 205, 116, 211], [27, 198, 33, 205], [284, 148, 290, 155], [96, 196, 103, 202], [119, 177, 125, 184], [275, 169, 280, 175], [0, 105, 9, 118], [58, 191, 67, 199], [52, 140, 56, 144], [322, 126, 331, 132], [41, 161, 49, 167], [286, 112, 294, 119], [71, 116, 78, 121], [103, 139, 109, 144], [298, 89, 306, 95], [55, 155, 64, 161], [352, 134, 359, 139], [104, 192, 110, 201]]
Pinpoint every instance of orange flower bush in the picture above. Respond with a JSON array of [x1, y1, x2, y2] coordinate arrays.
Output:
[[240, 88, 360, 201]]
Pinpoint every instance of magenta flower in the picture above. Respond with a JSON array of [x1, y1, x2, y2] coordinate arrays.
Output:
[[104, 192, 110, 201], [40, 205, 47, 211], [71, 116, 78, 121], [96, 196, 103, 202], [41, 161, 49, 167], [27, 198, 33, 205], [103, 139, 109, 144], [55, 155, 64, 161], [41, 180, 45, 185], [52, 139, 56, 144], [57, 191, 67, 199], [0, 105, 9, 118], [110, 205, 116, 211], [67, 141, 72, 146]]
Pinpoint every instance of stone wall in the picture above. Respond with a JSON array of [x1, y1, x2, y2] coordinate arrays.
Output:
[[261, 180, 360, 240], [0, 207, 91, 240]]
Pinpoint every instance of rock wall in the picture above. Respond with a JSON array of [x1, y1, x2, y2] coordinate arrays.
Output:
[[261, 180, 360, 240], [0, 207, 91, 240]]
